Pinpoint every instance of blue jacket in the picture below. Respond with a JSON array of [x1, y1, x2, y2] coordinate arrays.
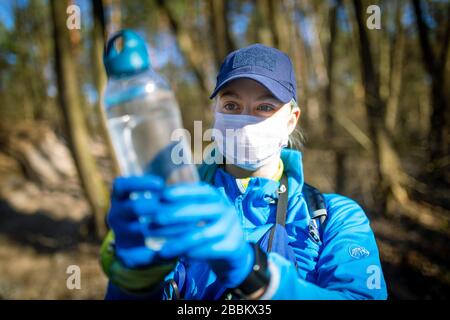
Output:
[[106, 148, 387, 300]]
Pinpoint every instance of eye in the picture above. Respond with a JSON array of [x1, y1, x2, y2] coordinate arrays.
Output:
[[257, 104, 276, 112], [223, 102, 239, 112]]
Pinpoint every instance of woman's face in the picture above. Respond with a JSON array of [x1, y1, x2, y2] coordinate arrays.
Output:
[[214, 78, 300, 134]]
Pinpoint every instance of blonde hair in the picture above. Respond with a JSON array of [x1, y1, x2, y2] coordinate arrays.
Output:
[[288, 99, 305, 150]]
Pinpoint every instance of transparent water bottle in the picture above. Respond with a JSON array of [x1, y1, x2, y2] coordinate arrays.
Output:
[[103, 29, 198, 184], [103, 29, 198, 251]]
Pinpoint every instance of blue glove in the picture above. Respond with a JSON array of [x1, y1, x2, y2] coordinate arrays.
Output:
[[149, 183, 255, 289], [107, 175, 166, 268], [108, 175, 254, 289]]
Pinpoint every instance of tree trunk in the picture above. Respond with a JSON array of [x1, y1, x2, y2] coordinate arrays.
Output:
[[293, 3, 321, 127], [325, 0, 340, 140], [50, 0, 109, 239], [207, 0, 236, 69], [267, 0, 290, 52], [91, 0, 120, 177], [385, 2, 405, 133], [412, 0, 450, 177], [353, 0, 408, 213], [305, 1, 329, 88], [324, 0, 346, 194], [254, 0, 275, 46], [288, 1, 311, 126]]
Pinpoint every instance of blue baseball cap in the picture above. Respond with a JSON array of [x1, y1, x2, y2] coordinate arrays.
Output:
[[209, 44, 297, 103]]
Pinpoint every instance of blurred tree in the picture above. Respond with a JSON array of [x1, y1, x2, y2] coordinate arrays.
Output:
[[92, 0, 107, 116], [0, 0, 52, 122], [207, 0, 236, 68], [353, 0, 411, 213], [156, 0, 212, 96], [50, 0, 109, 239], [385, 2, 405, 134], [267, 0, 290, 52], [304, 1, 329, 92], [324, 0, 341, 140], [251, 0, 274, 45], [66, 0, 95, 135], [412, 0, 450, 181], [324, 0, 347, 194], [285, 0, 311, 127], [91, 0, 120, 176], [104, 0, 122, 38]]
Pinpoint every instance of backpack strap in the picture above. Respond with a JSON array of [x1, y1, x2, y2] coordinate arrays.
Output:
[[302, 183, 328, 243], [267, 173, 288, 252], [267, 175, 328, 249], [276, 174, 289, 227]]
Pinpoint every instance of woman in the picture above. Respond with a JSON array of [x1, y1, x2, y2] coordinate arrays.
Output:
[[101, 44, 387, 300]]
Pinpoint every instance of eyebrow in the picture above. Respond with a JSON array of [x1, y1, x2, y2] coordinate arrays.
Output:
[[219, 91, 278, 102], [219, 91, 241, 99], [255, 93, 278, 102]]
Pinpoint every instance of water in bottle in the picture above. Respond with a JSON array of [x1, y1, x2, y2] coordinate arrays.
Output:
[[103, 29, 198, 251]]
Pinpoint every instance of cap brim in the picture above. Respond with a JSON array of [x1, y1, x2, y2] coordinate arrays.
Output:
[[209, 74, 293, 104]]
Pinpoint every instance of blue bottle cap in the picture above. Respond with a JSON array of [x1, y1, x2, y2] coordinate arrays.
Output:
[[103, 29, 151, 78]]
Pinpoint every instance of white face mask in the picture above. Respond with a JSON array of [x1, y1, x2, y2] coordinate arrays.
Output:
[[212, 112, 290, 171]]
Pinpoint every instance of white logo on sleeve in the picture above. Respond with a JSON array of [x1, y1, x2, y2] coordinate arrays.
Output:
[[348, 244, 370, 259]]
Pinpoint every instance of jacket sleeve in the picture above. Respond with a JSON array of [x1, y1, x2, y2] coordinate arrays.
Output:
[[260, 194, 388, 300], [104, 264, 179, 300], [104, 270, 176, 300], [104, 281, 158, 300]]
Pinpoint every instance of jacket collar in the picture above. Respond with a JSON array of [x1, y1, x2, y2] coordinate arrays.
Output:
[[280, 148, 304, 200], [198, 148, 305, 200]]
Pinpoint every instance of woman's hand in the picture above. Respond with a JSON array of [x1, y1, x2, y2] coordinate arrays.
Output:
[[154, 183, 255, 288], [107, 175, 165, 268], [107, 175, 254, 289]]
